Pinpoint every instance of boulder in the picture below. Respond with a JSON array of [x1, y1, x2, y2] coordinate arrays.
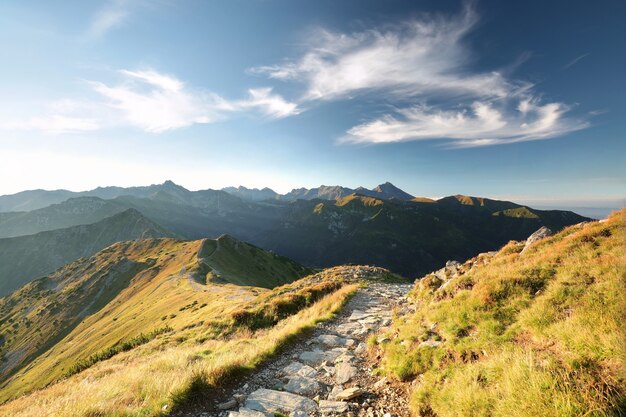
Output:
[[522, 226, 553, 253]]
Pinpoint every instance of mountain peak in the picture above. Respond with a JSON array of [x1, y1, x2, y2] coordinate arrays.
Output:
[[367, 182, 414, 200]]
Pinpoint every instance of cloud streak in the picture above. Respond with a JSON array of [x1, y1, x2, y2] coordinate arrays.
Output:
[[253, 5, 524, 101], [343, 98, 589, 147], [87, 0, 132, 38], [253, 3, 588, 147]]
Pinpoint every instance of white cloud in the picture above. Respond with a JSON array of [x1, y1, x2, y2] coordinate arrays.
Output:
[[236, 88, 301, 118], [90, 69, 224, 132], [343, 98, 589, 147], [87, 0, 131, 38], [252, 5, 523, 101], [252, 4, 589, 147], [90, 70, 299, 132], [0, 115, 100, 135]]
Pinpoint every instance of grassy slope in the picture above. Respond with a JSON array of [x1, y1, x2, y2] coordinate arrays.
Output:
[[378, 209, 625, 417], [0, 273, 358, 417], [198, 234, 311, 288], [0, 234, 310, 403]]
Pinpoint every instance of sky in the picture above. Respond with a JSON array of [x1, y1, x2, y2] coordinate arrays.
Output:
[[0, 0, 624, 211]]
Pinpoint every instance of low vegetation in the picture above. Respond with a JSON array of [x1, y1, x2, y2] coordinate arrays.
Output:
[[0, 282, 357, 417], [378, 210, 625, 417], [64, 326, 173, 377]]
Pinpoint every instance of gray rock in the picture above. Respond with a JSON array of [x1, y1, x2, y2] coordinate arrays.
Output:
[[284, 375, 321, 396], [319, 400, 349, 413], [281, 361, 317, 378], [317, 334, 347, 346], [327, 384, 344, 401], [522, 226, 553, 253], [228, 408, 271, 417], [419, 340, 442, 348], [245, 389, 317, 414], [335, 387, 366, 401], [335, 362, 358, 384]]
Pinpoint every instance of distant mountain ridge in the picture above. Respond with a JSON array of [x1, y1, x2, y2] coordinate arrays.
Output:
[[0, 209, 175, 297], [0, 181, 418, 212], [0, 181, 590, 278]]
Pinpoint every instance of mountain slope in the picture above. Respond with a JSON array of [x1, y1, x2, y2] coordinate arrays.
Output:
[[0, 236, 313, 405], [253, 194, 590, 277], [0, 209, 174, 297], [379, 209, 625, 416], [0, 197, 126, 238]]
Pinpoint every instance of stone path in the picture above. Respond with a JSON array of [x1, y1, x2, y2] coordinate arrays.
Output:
[[189, 282, 413, 417]]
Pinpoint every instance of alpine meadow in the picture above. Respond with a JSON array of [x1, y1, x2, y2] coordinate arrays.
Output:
[[0, 1, 623, 417]]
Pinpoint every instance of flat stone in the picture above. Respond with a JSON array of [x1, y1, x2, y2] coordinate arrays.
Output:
[[228, 408, 271, 417], [281, 362, 317, 378], [299, 350, 325, 365], [335, 362, 358, 384], [349, 310, 368, 321], [284, 375, 321, 396], [290, 411, 309, 417], [245, 389, 317, 414], [319, 400, 349, 413], [318, 334, 347, 346], [334, 353, 356, 363], [335, 387, 366, 401]]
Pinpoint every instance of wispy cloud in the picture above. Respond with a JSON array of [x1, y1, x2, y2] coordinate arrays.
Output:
[[236, 88, 301, 118], [252, 5, 524, 101], [343, 98, 589, 147], [0, 69, 299, 135], [253, 3, 589, 147], [87, 0, 132, 38], [90, 69, 223, 132], [562, 53, 590, 70], [89, 70, 299, 132]]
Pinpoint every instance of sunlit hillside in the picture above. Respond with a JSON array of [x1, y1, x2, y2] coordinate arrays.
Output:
[[377, 210, 625, 416], [0, 234, 315, 405]]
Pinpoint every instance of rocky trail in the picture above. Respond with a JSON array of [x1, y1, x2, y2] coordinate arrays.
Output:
[[188, 281, 414, 417]]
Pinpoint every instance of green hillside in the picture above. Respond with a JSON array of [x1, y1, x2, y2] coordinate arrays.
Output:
[[376, 209, 625, 416], [0, 209, 174, 297], [0, 234, 311, 404]]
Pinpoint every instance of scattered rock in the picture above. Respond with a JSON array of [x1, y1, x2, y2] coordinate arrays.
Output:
[[335, 387, 366, 401]]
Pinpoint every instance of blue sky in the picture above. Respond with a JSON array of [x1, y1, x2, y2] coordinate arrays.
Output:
[[0, 0, 624, 210]]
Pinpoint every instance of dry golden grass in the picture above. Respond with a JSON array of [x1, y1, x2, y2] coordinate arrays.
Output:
[[0, 284, 358, 417], [381, 210, 625, 417]]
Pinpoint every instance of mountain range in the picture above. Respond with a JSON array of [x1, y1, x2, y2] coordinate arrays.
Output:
[[0, 181, 589, 283]]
